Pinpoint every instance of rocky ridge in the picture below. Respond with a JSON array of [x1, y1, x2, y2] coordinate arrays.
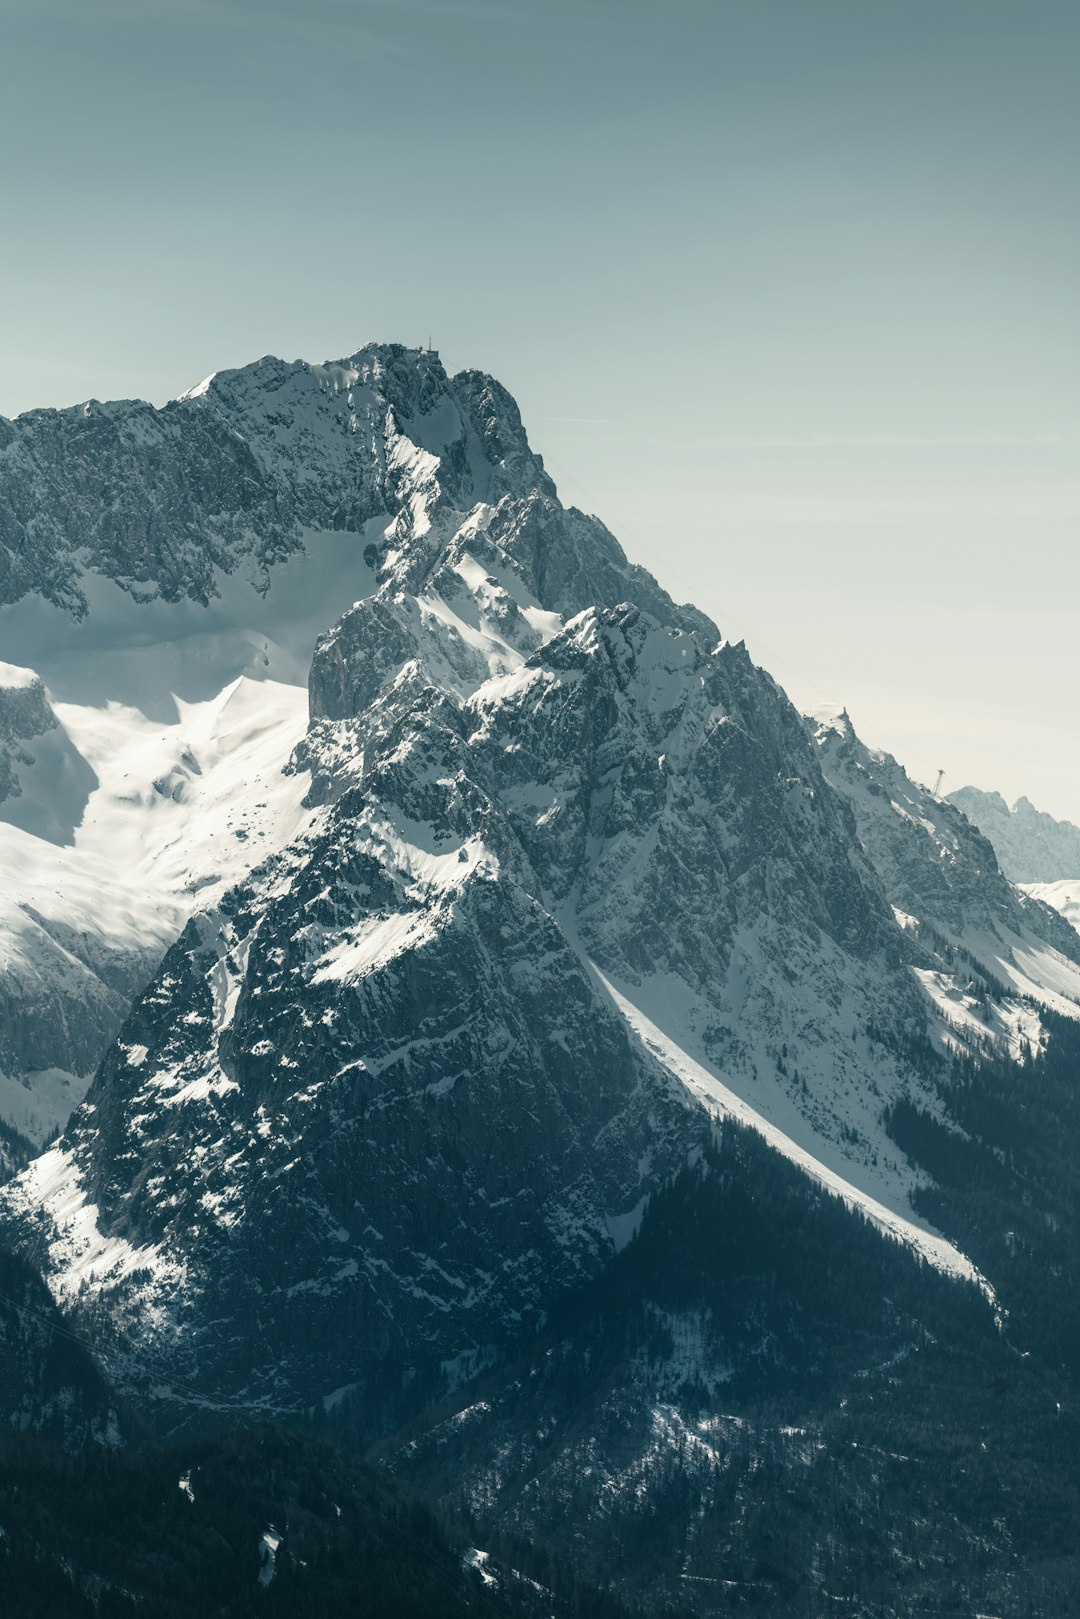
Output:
[[0, 342, 1072, 1432], [810, 707, 1080, 1052], [949, 784, 1080, 885]]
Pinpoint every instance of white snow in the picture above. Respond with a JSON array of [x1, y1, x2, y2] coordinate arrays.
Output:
[[0, 660, 40, 689], [1022, 878, 1080, 936], [592, 965, 989, 1293], [40, 675, 311, 903], [462, 1547, 499, 1588], [5, 1144, 181, 1304], [0, 673, 314, 1128], [313, 908, 439, 987], [0, 1068, 83, 1146], [312, 820, 497, 986], [175, 373, 216, 400], [958, 923, 1080, 1021], [914, 968, 1043, 1059], [0, 526, 378, 1134], [258, 1526, 281, 1586], [416, 590, 522, 688]]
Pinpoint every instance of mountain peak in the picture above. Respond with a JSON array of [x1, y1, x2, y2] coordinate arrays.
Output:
[[950, 782, 1080, 883]]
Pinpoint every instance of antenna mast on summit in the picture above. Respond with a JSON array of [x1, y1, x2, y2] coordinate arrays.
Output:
[[933, 768, 945, 797]]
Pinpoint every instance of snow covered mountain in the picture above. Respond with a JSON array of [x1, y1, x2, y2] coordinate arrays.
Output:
[[1023, 878, 1080, 933], [3, 342, 1080, 1614], [0, 351, 513, 1145], [945, 785, 1080, 940], [948, 784, 1080, 885], [0, 340, 1072, 1438], [809, 708, 1080, 1052]]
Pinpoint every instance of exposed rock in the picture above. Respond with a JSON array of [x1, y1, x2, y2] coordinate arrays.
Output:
[[949, 783, 1080, 883]]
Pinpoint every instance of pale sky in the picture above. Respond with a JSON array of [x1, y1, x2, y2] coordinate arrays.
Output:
[[2, 0, 1078, 819]]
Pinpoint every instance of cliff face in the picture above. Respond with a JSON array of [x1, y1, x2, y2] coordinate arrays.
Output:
[[0, 661, 56, 805]]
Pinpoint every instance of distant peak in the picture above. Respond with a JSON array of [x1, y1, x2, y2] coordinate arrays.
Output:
[[175, 372, 215, 402], [807, 702, 852, 738], [949, 785, 1011, 813]]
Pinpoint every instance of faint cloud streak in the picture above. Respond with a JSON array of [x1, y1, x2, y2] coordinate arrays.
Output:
[[700, 432, 1080, 450]]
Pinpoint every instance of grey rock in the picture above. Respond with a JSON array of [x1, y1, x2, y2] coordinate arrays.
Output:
[[949, 784, 1080, 884]]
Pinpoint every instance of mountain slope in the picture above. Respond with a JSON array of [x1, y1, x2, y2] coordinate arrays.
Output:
[[4, 343, 1080, 1618], [1023, 878, 1080, 934], [387, 1128, 1080, 1618], [0, 345, 706, 1151], [0, 1421, 608, 1619], [808, 707, 1080, 1052], [0, 669, 315, 1143], [0, 343, 987, 1426], [0, 1244, 125, 1449]]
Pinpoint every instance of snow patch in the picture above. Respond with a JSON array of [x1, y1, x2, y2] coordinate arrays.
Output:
[[175, 373, 216, 401], [462, 1547, 499, 1588], [593, 966, 989, 1293], [0, 661, 40, 690], [258, 1526, 281, 1586], [4, 1144, 183, 1308]]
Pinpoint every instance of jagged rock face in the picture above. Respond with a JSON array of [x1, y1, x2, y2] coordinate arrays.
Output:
[[0, 348, 724, 1412], [949, 784, 1080, 884], [0, 346, 558, 1127], [808, 708, 1080, 1050], [0, 342, 994, 1420], [472, 610, 896, 966], [7, 806, 694, 1415], [0, 661, 56, 805], [0, 911, 149, 1084], [0, 346, 553, 618], [812, 711, 1038, 934], [0, 395, 283, 614], [0, 343, 665, 1100]]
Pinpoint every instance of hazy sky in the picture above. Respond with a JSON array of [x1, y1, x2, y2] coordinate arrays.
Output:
[[2, 0, 1078, 818]]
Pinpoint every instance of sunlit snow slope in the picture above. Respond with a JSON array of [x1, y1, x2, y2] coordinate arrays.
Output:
[[0, 530, 377, 1142], [1022, 879, 1080, 936]]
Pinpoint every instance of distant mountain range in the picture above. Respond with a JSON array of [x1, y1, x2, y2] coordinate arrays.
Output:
[[949, 784, 1080, 885]]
